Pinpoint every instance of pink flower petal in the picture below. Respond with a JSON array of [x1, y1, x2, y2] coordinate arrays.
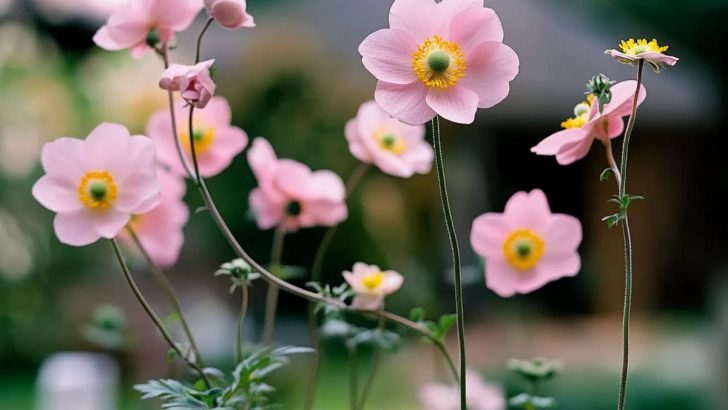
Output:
[[92, 208, 131, 238], [542, 214, 582, 254], [530, 129, 587, 156], [502, 189, 551, 231], [54, 211, 102, 246], [83, 123, 133, 180], [460, 42, 519, 109], [595, 80, 646, 119], [448, 7, 503, 52], [425, 85, 479, 124], [470, 213, 510, 258], [375, 81, 436, 125], [388, 0, 439, 43], [40, 137, 85, 183], [32, 176, 82, 213], [360, 29, 418, 85]]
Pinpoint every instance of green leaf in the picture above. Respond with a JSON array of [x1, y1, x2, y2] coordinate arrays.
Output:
[[602, 213, 622, 228], [410, 307, 425, 322], [437, 314, 456, 336], [600, 168, 612, 182]]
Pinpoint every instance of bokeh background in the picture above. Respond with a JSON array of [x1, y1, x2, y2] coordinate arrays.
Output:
[[1, 0, 726, 409]]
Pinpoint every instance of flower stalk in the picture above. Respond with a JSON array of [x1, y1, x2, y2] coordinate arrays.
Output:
[[431, 115, 467, 409], [262, 225, 286, 346]]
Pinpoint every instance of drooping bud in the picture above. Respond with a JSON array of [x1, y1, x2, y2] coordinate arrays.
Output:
[[585, 73, 614, 114], [145, 28, 161, 48]]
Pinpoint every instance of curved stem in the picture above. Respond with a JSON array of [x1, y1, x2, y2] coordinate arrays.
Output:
[[616, 59, 644, 410], [126, 227, 204, 367], [357, 318, 385, 409], [347, 342, 360, 410], [195, 18, 214, 64], [236, 284, 249, 363], [109, 239, 211, 389], [262, 226, 286, 346], [182, 104, 458, 384], [431, 115, 466, 409], [603, 140, 621, 189]]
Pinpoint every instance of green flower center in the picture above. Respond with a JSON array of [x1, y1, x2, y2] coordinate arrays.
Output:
[[89, 181, 108, 201], [427, 50, 451, 73], [286, 201, 302, 216]]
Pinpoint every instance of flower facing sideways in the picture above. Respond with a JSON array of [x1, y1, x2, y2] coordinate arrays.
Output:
[[147, 96, 248, 178], [342, 262, 403, 310], [119, 168, 189, 268], [470, 190, 582, 297], [419, 370, 506, 410], [530, 80, 647, 165], [159, 60, 216, 109], [204, 0, 255, 30], [605, 38, 679, 73], [345, 100, 433, 178], [247, 138, 348, 232], [93, 0, 201, 58], [32, 123, 161, 247], [358, 0, 519, 125]]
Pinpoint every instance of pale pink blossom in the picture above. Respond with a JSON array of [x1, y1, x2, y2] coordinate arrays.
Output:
[[32, 123, 160, 246], [159, 60, 216, 109], [247, 138, 347, 232], [119, 168, 189, 268], [147, 96, 248, 178], [470, 189, 582, 297], [342, 262, 403, 310], [204, 0, 255, 29], [419, 370, 506, 410], [93, 0, 201, 58], [345, 100, 432, 178], [605, 38, 679, 73], [358, 0, 519, 125], [530, 81, 647, 165]]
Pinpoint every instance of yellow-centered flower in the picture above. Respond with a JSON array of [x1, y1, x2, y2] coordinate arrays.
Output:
[[78, 171, 118, 209], [373, 128, 406, 155], [618, 38, 669, 56], [502, 229, 545, 271], [412, 35, 466, 89], [181, 126, 216, 155], [361, 271, 385, 291], [561, 95, 595, 130]]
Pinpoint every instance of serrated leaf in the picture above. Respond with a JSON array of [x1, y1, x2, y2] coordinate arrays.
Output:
[[600, 168, 613, 182], [602, 213, 622, 228]]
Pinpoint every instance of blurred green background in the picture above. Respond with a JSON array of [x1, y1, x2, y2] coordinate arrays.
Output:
[[0, 0, 726, 409]]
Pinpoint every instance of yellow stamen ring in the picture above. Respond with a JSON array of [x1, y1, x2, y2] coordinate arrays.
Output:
[[78, 171, 118, 209], [503, 229, 546, 271], [412, 35, 466, 89]]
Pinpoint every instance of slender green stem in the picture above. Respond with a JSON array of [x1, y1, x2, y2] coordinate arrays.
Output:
[[195, 18, 214, 64], [348, 342, 360, 410], [236, 284, 249, 363], [357, 318, 385, 409], [431, 115, 466, 409], [304, 162, 369, 409], [603, 140, 621, 189], [262, 226, 286, 346], [616, 60, 644, 410], [126, 227, 204, 367], [109, 239, 211, 389], [433, 339, 460, 384]]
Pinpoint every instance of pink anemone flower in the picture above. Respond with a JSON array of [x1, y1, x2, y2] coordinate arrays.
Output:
[[605, 38, 679, 73], [342, 262, 404, 310], [419, 370, 506, 410], [32, 123, 161, 247], [345, 100, 433, 178], [530, 80, 647, 165], [93, 0, 202, 58], [204, 0, 255, 30], [358, 0, 519, 125], [159, 60, 217, 109], [147, 96, 248, 178], [119, 168, 189, 268], [470, 189, 582, 297], [247, 138, 348, 232]]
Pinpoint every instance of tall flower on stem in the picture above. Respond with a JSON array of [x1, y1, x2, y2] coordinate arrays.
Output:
[[32, 123, 161, 246], [531, 80, 647, 166], [358, 0, 519, 125], [605, 38, 679, 73], [470, 189, 582, 297], [342, 262, 404, 310], [159, 60, 217, 109], [93, 0, 201, 58]]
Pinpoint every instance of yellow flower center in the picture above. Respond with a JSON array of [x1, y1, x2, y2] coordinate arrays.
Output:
[[78, 171, 118, 209], [180, 126, 216, 155], [361, 272, 385, 291], [619, 38, 669, 56], [412, 35, 466, 89], [503, 229, 545, 271], [561, 95, 595, 130], [373, 128, 406, 155]]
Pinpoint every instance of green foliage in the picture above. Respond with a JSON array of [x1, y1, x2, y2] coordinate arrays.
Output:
[[215, 259, 260, 294], [599, 168, 613, 182], [508, 393, 558, 410], [585, 74, 614, 113], [603, 194, 644, 227], [409, 307, 457, 343], [135, 346, 313, 409], [82, 304, 128, 350], [307, 282, 353, 316], [508, 358, 562, 384]]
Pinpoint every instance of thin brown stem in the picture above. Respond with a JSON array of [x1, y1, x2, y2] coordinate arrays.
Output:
[[195, 18, 214, 64], [126, 227, 204, 367], [109, 239, 211, 388], [603, 140, 622, 189], [357, 318, 385, 409]]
